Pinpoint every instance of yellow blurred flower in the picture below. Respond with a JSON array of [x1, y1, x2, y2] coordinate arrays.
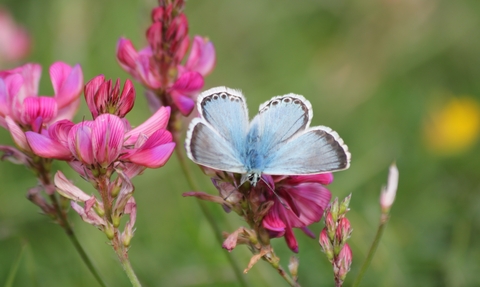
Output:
[[424, 97, 480, 155]]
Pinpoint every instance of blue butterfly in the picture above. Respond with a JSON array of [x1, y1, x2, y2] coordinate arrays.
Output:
[[185, 87, 351, 185]]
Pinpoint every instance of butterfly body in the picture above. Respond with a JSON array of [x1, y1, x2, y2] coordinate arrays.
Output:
[[186, 87, 350, 185]]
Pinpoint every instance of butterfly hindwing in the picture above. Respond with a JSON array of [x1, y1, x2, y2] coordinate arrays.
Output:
[[263, 126, 351, 175]]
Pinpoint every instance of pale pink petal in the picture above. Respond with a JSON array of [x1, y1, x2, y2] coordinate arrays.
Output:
[[125, 106, 170, 144], [54, 171, 91, 202], [52, 63, 83, 108], [25, 131, 71, 159], [71, 201, 106, 227], [0, 145, 29, 165], [5, 116, 30, 151]]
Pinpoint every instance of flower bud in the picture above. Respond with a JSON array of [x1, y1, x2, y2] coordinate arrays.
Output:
[[335, 244, 352, 282], [319, 229, 334, 262], [288, 256, 299, 281], [380, 163, 399, 213]]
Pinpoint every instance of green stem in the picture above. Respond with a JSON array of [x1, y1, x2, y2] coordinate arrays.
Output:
[[48, 193, 108, 287], [351, 212, 390, 287], [274, 265, 300, 287], [116, 248, 142, 287], [173, 133, 249, 287]]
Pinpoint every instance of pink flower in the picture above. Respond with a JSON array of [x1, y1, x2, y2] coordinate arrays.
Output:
[[0, 8, 31, 63], [84, 75, 135, 119], [183, 36, 216, 77], [261, 174, 333, 253], [116, 1, 216, 116], [0, 62, 83, 129], [25, 107, 175, 175]]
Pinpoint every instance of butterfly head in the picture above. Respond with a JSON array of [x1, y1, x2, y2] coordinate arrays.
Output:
[[245, 172, 261, 187]]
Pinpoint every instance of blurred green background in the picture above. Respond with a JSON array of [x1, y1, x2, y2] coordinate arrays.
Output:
[[1, 0, 480, 286]]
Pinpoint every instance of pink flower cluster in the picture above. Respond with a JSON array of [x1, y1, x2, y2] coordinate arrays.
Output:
[[116, 0, 215, 116], [185, 169, 333, 253], [319, 196, 353, 285], [0, 8, 30, 63], [0, 61, 176, 241], [25, 75, 175, 179], [0, 62, 83, 158]]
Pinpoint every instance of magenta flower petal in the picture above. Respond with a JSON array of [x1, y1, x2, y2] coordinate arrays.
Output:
[[25, 131, 71, 159], [284, 173, 334, 185], [116, 37, 139, 72], [51, 63, 83, 108], [186, 36, 216, 76], [84, 75, 106, 117], [92, 114, 125, 167], [68, 122, 95, 164], [127, 142, 175, 168], [171, 71, 204, 94], [48, 119, 74, 146], [21, 96, 57, 125], [284, 228, 299, 253], [171, 90, 195, 116], [125, 106, 170, 145]]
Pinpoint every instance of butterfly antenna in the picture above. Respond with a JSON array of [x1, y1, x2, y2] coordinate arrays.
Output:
[[222, 177, 247, 201], [259, 177, 291, 211]]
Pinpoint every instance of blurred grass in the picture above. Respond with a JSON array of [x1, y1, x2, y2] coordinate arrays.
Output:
[[1, 0, 480, 286]]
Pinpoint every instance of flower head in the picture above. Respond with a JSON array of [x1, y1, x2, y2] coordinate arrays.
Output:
[[116, 1, 215, 116], [84, 75, 135, 119], [0, 8, 31, 63], [261, 174, 333, 253]]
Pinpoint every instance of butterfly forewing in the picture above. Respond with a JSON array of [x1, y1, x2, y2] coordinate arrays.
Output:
[[262, 126, 351, 175], [186, 87, 249, 173], [186, 119, 247, 173], [249, 94, 312, 159], [198, 87, 249, 152]]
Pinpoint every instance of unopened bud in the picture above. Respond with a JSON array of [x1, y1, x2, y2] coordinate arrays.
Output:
[[105, 223, 114, 240], [325, 212, 336, 241], [335, 217, 352, 247], [380, 163, 399, 213], [335, 244, 353, 281], [288, 256, 299, 281], [319, 229, 334, 263], [331, 198, 339, 222], [339, 194, 351, 216]]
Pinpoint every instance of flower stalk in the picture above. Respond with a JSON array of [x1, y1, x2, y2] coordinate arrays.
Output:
[[352, 163, 399, 287]]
